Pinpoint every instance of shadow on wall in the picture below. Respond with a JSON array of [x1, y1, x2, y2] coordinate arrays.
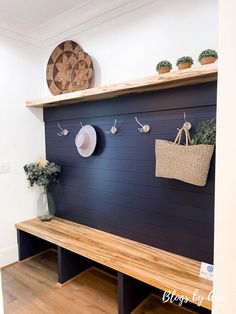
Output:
[[90, 56, 102, 87], [28, 107, 44, 122], [93, 125, 106, 156]]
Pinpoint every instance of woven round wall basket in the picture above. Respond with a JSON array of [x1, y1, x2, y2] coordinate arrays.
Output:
[[46, 40, 94, 95], [155, 128, 214, 186]]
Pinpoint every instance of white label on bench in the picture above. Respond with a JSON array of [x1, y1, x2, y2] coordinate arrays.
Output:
[[200, 262, 214, 281]]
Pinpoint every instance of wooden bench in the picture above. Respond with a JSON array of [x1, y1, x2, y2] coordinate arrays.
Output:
[[16, 217, 212, 313]]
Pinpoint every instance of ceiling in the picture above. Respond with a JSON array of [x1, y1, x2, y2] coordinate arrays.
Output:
[[0, 0, 157, 47], [0, 0, 88, 25]]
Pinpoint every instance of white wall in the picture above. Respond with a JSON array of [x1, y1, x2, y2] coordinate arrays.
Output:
[[213, 0, 236, 313], [0, 36, 45, 267], [0, 0, 219, 308], [43, 0, 218, 91]]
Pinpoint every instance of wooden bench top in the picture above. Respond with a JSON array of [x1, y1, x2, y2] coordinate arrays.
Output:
[[16, 217, 212, 310]]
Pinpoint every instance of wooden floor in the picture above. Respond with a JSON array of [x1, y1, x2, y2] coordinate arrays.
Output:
[[1, 251, 118, 314], [132, 294, 199, 314], [2, 251, 202, 314]]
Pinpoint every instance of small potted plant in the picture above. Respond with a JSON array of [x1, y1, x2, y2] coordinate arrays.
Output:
[[156, 60, 172, 74], [198, 49, 218, 65], [24, 158, 61, 221], [176, 56, 194, 70]]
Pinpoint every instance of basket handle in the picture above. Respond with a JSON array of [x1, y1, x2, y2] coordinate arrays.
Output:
[[174, 126, 192, 147]]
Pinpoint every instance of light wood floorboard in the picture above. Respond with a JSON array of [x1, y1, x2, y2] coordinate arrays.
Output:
[[1, 251, 118, 314], [131, 294, 199, 314]]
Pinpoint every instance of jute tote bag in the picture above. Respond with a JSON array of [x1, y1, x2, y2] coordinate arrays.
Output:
[[155, 127, 214, 186]]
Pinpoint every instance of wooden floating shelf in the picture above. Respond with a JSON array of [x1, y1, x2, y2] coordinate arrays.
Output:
[[26, 63, 217, 108]]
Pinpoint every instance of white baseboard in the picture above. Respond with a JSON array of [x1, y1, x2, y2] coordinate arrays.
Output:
[[0, 245, 18, 268]]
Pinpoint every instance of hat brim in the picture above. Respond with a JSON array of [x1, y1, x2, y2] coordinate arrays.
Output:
[[75, 125, 97, 157]]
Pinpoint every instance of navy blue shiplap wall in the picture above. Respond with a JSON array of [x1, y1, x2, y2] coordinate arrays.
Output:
[[45, 82, 216, 263]]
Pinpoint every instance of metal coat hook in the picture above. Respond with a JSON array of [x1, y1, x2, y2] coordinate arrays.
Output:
[[106, 119, 118, 134], [57, 123, 69, 136], [183, 112, 192, 130], [134, 117, 150, 133]]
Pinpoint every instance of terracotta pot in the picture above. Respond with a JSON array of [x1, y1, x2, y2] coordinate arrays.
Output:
[[200, 56, 217, 65], [158, 67, 171, 74], [177, 62, 192, 70]]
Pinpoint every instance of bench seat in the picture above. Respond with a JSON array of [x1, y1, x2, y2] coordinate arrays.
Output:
[[16, 217, 212, 311]]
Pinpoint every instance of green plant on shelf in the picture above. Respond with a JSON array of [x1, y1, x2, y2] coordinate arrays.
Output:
[[156, 60, 172, 70], [198, 49, 218, 62], [176, 56, 194, 66]]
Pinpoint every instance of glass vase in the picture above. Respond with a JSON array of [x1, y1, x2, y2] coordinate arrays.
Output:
[[37, 186, 55, 221]]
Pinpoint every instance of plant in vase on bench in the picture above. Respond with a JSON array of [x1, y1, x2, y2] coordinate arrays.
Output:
[[24, 158, 61, 221]]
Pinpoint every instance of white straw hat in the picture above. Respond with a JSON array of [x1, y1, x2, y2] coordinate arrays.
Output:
[[75, 125, 97, 157]]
